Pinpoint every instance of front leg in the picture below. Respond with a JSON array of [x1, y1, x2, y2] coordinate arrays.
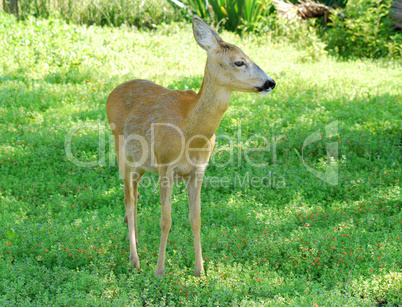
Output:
[[187, 170, 205, 277], [154, 169, 174, 277]]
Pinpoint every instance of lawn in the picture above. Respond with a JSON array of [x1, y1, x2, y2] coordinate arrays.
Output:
[[0, 13, 401, 306]]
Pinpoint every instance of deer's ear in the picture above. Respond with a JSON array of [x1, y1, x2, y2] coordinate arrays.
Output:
[[192, 16, 221, 52]]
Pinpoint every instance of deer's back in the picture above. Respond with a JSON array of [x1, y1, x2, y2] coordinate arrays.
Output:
[[106, 79, 197, 137], [107, 79, 202, 170]]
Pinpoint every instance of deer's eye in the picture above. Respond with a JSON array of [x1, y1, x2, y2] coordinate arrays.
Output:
[[234, 61, 245, 67]]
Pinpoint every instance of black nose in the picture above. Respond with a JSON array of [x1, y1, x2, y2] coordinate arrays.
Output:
[[263, 79, 276, 90]]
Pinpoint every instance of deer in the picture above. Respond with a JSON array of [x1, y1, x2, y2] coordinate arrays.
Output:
[[106, 15, 275, 277]]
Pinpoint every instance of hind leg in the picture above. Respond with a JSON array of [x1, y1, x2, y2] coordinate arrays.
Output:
[[123, 169, 144, 271], [111, 130, 144, 271], [124, 192, 141, 246]]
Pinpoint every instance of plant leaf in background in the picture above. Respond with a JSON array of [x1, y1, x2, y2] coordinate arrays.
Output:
[[182, 0, 210, 19], [5, 229, 18, 240], [178, 0, 268, 32]]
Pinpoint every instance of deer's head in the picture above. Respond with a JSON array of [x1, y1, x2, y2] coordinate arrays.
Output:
[[193, 15, 275, 95]]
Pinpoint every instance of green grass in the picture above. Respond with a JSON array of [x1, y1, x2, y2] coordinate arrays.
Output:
[[15, 0, 179, 28], [0, 13, 401, 306]]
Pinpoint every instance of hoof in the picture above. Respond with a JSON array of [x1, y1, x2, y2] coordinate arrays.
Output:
[[129, 255, 140, 272], [194, 267, 203, 277], [154, 269, 165, 277], [129, 265, 141, 274], [128, 261, 141, 272]]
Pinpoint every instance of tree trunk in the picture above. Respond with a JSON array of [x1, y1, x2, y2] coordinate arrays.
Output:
[[3, 0, 18, 16], [391, 0, 402, 30]]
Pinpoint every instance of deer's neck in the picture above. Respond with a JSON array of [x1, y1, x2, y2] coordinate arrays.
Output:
[[185, 68, 231, 140]]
